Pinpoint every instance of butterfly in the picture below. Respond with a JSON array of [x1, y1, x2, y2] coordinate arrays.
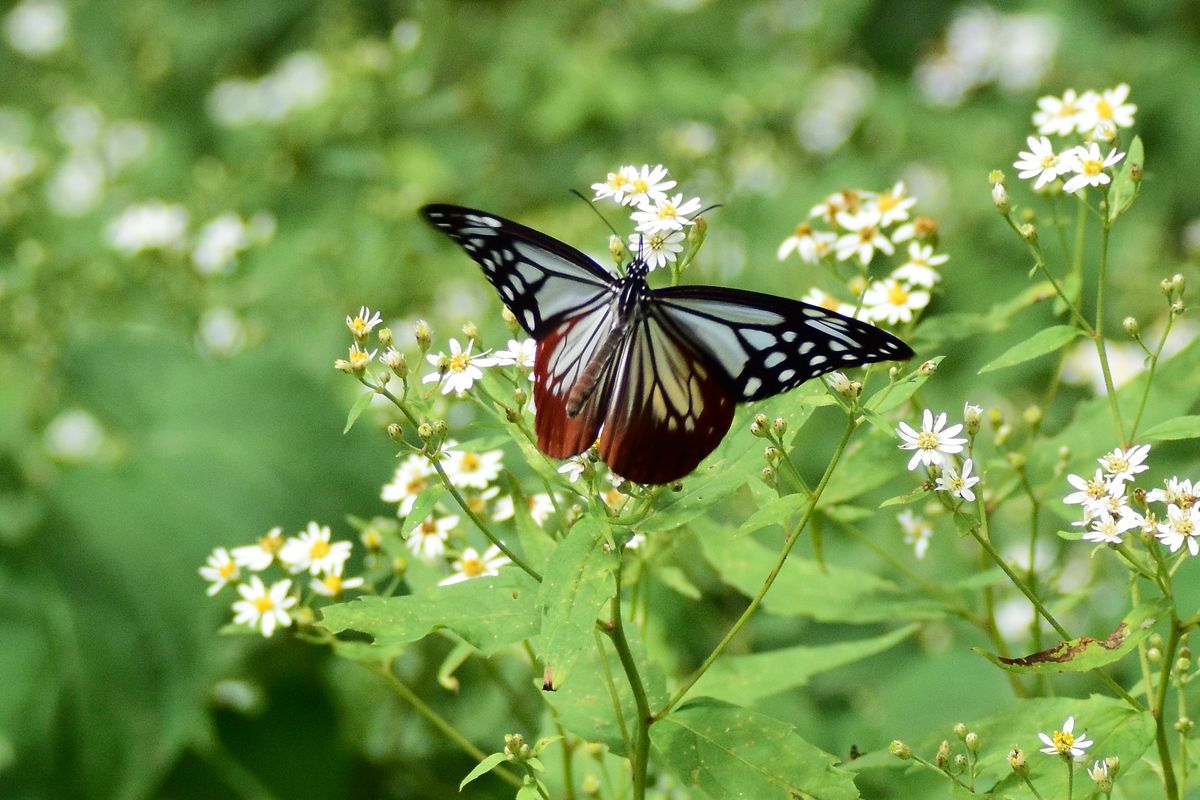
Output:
[[421, 204, 914, 485]]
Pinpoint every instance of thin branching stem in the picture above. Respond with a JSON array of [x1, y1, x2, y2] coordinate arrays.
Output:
[[604, 561, 653, 800]]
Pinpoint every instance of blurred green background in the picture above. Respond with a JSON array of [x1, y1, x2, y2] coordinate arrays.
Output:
[[2, 0, 1199, 797]]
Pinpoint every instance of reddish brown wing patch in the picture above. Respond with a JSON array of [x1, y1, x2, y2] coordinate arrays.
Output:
[[533, 315, 610, 459], [599, 317, 734, 484]]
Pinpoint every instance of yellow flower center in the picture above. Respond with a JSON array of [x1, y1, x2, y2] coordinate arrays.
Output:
[[631, 178, 648, 194], [260, 533, 284, 553], [253, 595, 275, 613], [658, 203, 677, 220], [793, 223, 812, 238], [857, 226, 878, 244], [1105, 456, 1128, 473], [468, 494, 487, 513], [406, 476, 428, 495], [887, 284, 910, 305], [350, 348, 370, 367], [814, 292, 839, 311], [1040, 154, 1057, 169], [1082, 158, 1103, 177], [877, 193, 899, 211], [1051, 730, 1075, 752], [1096, 98, 1113, 119], [948, 476, 963, 491], [461, 557, 485, 577], [219, 561, 237, 578], [1087, 481, 1106, 499], [608, 173, 628, 189], [916, 431, 939, 450], [322, 574, 343, 594], [460, 453, 481, 472], [310, 539, 330, 559], [350, 316, 368, 336], [448, 352, 471, 372], [1178, 517, 1195, 537], [420, 518, 439, 535]]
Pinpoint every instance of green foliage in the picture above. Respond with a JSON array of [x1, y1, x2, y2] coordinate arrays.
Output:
[[977, 325, 1082, 373]]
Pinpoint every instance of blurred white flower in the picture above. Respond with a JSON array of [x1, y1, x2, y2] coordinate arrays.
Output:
[[381, 453, 434, 516], [407, 514, 458, 560], [199, 547, 240, 596], [208, 51, 332, 128], [390, 20, 422, 53], [891, 242, 947, 287], [801, 288, 857, 317], [897, 510, 932, 558], [796, 67, 874, 155], [1077, 84, 1136, 134], [103, 120, 153, 171], [232, 527, 285, 572], [192, 213, 249, 274], [443, 449, 504, 489], [0, 142, 36, 196], [279, 521, 352, 576], [1013, 136, 1069, 191], [105, 201, 189, 255], [1033, 89, 1087, 136], [45, 154, 104, 216], [43, 408, 105, 462], [835, 208, 894, 265], [777, 223, 835, 264], [196, 306, 246, 358], [232, 577, 296, 637], [493, 337, 536, 371], [3, 0, 67, 58], [53, 102, 103, 150], [438, 545, 511, 586], [309, 565, 364, 597]]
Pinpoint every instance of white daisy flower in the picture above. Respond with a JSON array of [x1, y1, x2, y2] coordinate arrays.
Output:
[[492, 493, 556, 525], [890, 242, 947, 287], [558, 455, 588, 483], [935, 458, 980, 502], [1013, 135, 1070, 191], [406, 514, 459, 560], [1146, 477, 1196, 509], [1083, 508, 1140, 545], [381, 454, 434, 516], [623, 164, 677, 207], [346, 305, 383, 338], [309, 565, 365, 597], [1098, 444, 1150, 484], [422, 338, 496, 395], [1032, 89, 1086, 136], [777, 223, 836, 265], [631, 193, 702, 233], [493, 337, 536, 371], [834, 208, 894, 265], [591, 165, 639, 204], [443, 448, 504, 489], [809, 189, 869, 224], [1064, 469, 1124, 516], [1156, 504, 1200, 556], [629, 229, 686, 270], [232, 576, 297, 637], [897, 409, 968, 471], [897, 509, 932, 559], [801, 288, 857, 317], [199, 547, 240, 596], [871, 181, 917, 227], [1038, 716, 1093, 760], [1077, 83, 1136, 134], [863, 279, 930, 325], [1061, 143, 1124, 194], [279, 521, 353, 576], [438, 545, 512, 586], [231, 526, 286, 572]]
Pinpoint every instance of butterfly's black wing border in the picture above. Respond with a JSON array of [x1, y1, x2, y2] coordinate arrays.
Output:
[[650, 285, 913, 402], [421, 204, 616, 337]]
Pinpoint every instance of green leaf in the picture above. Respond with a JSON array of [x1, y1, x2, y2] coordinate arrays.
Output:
[[978, 325, 1081, 373], [536, 517, 618, 688], [318, 571, 540, 659], [459, 752, 507, 790], [1140, 415, 1200, 442], [822, 431, 910, 506], [402, 482, 445, 528], [879, 485, 930, 508], [695, 518, 942, 623], [516, 782, 543, 800], [975, 601, 1168, 674], [1108, 135, 1144, 222], [865, 356, 944, 415], [913, 281, 1057, 349], [505, 478, 556, 573], [343, 389, 375, 433], [651, 698, 859, 800], [734, 493, 811, 538], [690, 626, 917, 706], [654, 565, 702, 600]]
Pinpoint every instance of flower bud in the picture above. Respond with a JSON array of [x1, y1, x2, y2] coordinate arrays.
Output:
[[1089, 760, 1113, 793], [414, 319, 432, 352], [383, 348, 407, 376], [992, 181, 1009, 214], [501, 306, 520, 332], [1175, 716, 1194, 733], [505, 406, 520, 423], [387, 423, 403, 440], [1181, 645, 1192, 660], [377, 326, 393, 346], [935, 740, 951, 769], [1172, 273, 1186, 295], [1119, 317, 1139, 338], [772, 417, 787, 438], [964, 403, 983, 435], [952, 722, 967, 740], [461, 321, 479, 342], [360, 526, 383, 552], [1057, 444, 1071, 462], [504, 733, 526, 758], [919, 360, 937, 376], [1105, 755, 1120, 776], [609, 234, 626, 266], [751, 413, 769, 437], [1008, 746, 1028, 776], [376, 370, 390, 387], [1161, 277, 1175, 295], [764, 446, 780, 463], [964, 732, 979, 753], [417, 422, 433, 440], [1148, 646, 1161, 662], [1007, 452, 1026, 470], [1130, 162, 1142, 183], [333, 358, 352, 373], [1019, 223, 1037, 243], [294, 606, 315, 626], [952, 753, 968, 773], [1177, 657, 1191, 674], [1171, 300, 1185, 316], [1022, 405, 1042, 427], [889, 740, 912, 759], [995, 423, 1012, 446], [760, 466, 776, 486], [432, 419, 449, 437], [513, 387, 527, 405], [581, 774, 601, 796], [988, 408, 1004, 427]]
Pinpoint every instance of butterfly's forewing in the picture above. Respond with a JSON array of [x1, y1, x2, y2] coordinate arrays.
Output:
[[532, 294, 619, 458], [652, 286, 913, 401], [421, 204, 615, 336], [598, 314, 735, 484]]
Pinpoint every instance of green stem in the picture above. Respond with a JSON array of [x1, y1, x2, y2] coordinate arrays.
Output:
[[196, 735, 283, 800], [1129, 313, 1176, 441], [1066, 758, 1074, 800], [592, 626, 633, 757], [1092, 212, 1127, 444], [1153, 619, 1182, 800], [605, 562, 653, 800], [368, 662, 524, 790], [655, 413, 857, 718], [1020, 773, 1046, 800]]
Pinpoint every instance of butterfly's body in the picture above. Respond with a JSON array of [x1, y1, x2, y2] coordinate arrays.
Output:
[[422, 204, 914, 484]]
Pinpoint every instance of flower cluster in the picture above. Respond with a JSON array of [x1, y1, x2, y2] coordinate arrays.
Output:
[[1037, 715, 1093, 761], [198, 522, 362, 637], [590, 164, 703, 270], [105, 201, 275, 273], [1011, 85, 1136, 194], [208, 51, 332, 129], [778, 183, 946, 327], [1064, 444, 1199, 553], [896, 406, 979, 502]]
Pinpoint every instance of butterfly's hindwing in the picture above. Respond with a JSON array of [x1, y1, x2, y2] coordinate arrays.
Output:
[[421, 204, 615, 336], [652, 286, 913, 402], [598, 314, 734, 485]]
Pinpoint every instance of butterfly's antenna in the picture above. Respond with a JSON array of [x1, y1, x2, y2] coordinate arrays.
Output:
[[569, 189, 623, 240], [698, 203, 724, 217]]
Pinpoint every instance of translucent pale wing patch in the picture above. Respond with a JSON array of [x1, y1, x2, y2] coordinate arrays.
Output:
[[652, 286, 913, 401], [533, 296, 619, 459], [599, 315, 734, 484], [421, 204, 615, 337]]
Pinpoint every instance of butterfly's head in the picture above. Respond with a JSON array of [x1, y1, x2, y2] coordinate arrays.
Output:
[[626, 258, 650, 283]]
